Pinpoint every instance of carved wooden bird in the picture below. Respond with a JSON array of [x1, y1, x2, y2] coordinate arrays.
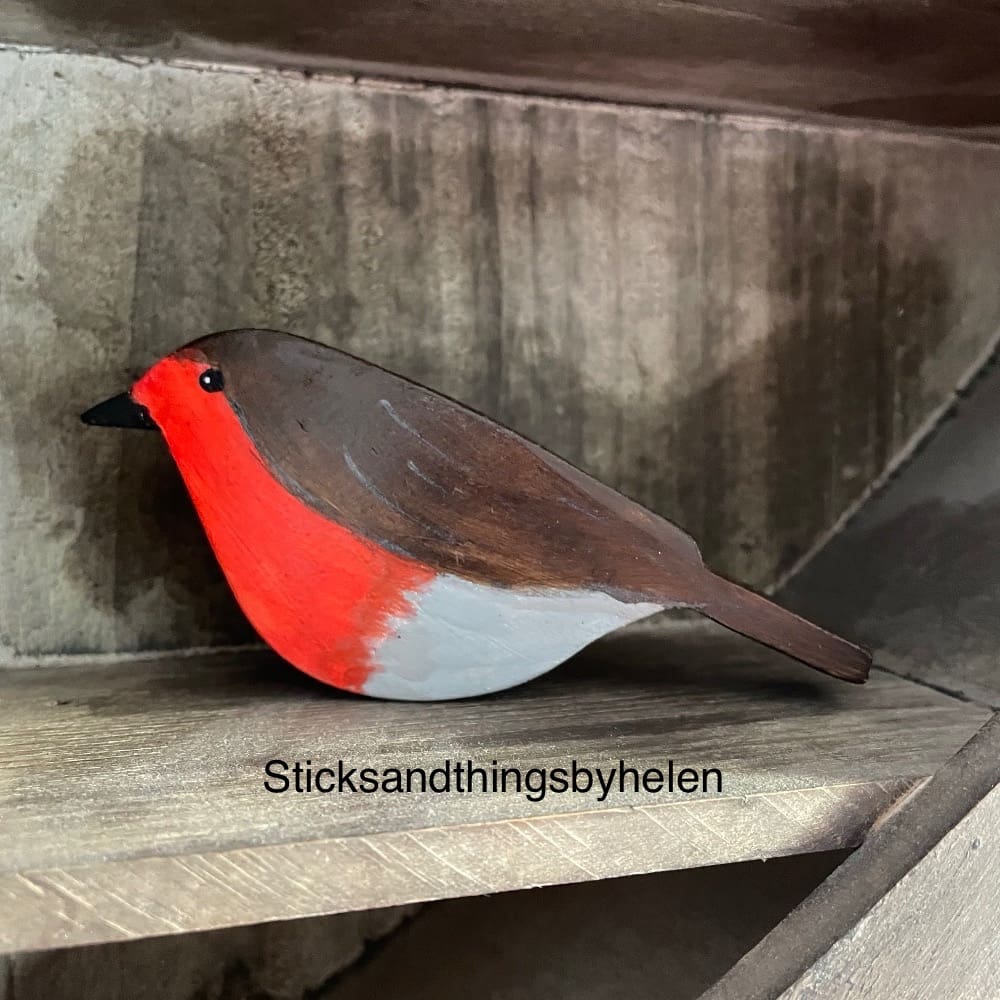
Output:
[[81, 329, 871, 699]]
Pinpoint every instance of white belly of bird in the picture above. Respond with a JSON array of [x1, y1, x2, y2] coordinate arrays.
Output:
[[363, 574, 664, 700]]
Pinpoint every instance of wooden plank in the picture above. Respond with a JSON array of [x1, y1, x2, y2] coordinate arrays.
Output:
[[4, 0, 1000, 134], [4, 49, 1000, 661], [0, 627, 988, 951], [701, 712, 1000, 1000]]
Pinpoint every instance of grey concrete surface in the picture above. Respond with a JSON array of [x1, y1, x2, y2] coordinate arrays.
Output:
[[4, 49, 1000, 662]]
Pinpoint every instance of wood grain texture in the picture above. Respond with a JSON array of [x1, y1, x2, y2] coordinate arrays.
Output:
[[3, 49, 1000, 660], [702, 712, 1000, 1000], [4, 0, 1000, 134], [779, 790, 1000, 998], [0, 627, 988, 951]]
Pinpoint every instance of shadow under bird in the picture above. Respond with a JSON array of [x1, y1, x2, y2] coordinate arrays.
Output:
[[81, 329, 871, 700]]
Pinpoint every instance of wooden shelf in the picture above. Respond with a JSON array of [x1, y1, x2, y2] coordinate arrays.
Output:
[[0, 624, 988, 952], [4, 0, 1000, 135]]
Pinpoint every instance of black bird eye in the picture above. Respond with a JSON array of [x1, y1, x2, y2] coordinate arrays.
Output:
[[199, 369, 224, 393]]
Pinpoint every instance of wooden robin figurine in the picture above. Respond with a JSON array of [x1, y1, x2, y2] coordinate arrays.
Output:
[[82, 329, 871, 699]]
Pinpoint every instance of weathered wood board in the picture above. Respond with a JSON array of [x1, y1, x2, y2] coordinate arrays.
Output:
[[702, 713, 1000, 1000], [0, 627, 988, 952], [3, 49, 1000, 661], [4, 0, 1000, 134]]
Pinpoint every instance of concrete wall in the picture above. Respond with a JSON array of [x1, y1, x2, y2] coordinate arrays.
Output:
[[3, 48, 1000, 663]]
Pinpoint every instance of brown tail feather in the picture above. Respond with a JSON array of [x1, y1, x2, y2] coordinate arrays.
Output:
[[691, 573, 871, 683]]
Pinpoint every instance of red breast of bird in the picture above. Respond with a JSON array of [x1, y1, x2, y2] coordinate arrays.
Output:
[[81, 329, 871, 700]]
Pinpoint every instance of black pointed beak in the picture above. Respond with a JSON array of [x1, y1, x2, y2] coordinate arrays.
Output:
[[80, 393, 157, 431]]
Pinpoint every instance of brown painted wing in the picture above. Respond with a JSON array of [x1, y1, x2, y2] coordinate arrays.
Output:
[[193, 329, 870, 683], [199, 328, 704, 604]]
